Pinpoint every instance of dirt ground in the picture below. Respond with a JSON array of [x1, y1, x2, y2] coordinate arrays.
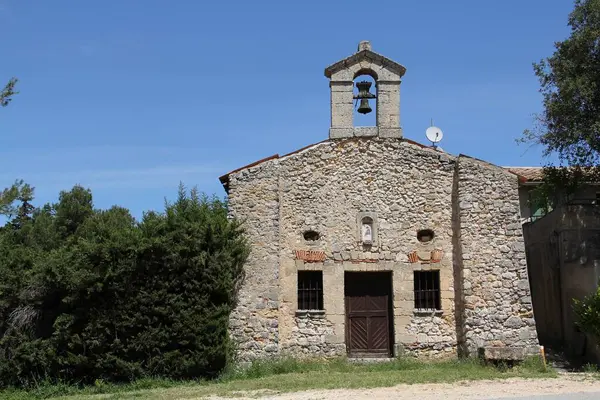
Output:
[[211, 374, 600, 400]]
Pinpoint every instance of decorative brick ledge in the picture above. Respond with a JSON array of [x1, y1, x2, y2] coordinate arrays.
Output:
[[295, 250, 326, 262], [407, 249, 443, 264]]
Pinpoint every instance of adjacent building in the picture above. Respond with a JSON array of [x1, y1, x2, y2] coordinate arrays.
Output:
[[511, 167, 600, 362]]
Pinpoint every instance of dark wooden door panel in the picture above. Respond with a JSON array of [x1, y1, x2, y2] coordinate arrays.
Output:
[[347, 295, 388, 315], [347, 296, 366, 312], [346, 293, 390, 356], [367, 296, 387, 312], [348, 317, 368, 351], [368, 316, 389, 351], [345, 272, 392, 357]]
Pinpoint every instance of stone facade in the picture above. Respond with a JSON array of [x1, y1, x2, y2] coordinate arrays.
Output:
[[220, 42, 539, 361], [454, 157, 539, 355], [282, 312, 345, 356]]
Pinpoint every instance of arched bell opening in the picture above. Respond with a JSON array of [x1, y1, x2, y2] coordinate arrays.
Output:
[[353, 73, 377, 127]]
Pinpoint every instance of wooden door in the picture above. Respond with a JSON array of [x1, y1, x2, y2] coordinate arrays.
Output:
[[345, 272, 392, 357]]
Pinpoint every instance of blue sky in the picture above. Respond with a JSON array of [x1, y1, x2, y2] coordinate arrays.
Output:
[[1, 0, 573, 219]]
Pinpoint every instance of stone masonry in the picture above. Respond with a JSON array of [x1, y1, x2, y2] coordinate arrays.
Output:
[[454, 157, 539, 356], [220, 42, 539, 361]]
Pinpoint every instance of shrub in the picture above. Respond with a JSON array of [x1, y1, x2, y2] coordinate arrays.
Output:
[[0, 185, 249, 387], [573, 283, 600, 339]]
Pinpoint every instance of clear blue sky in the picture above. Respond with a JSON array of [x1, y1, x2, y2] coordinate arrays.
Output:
[[1, 0, 573, 219]]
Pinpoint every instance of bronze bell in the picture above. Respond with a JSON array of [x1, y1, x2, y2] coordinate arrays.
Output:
[[357, 98, 372, 115], [354, 80, 376, 114]]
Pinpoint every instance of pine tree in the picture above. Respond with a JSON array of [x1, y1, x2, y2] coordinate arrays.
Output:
[[0, 78, 17, 107], [524, 0, 600, 167], [10, 185, 35, 230]]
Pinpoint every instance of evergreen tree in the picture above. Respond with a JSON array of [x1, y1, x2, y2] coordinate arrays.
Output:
[[10, 185, 35, 230], [0, 180, 32, 217], [0, 184, 249, 387], [522, 0, 600, 204], [525, 0, 600, 167], [0, 78, 17, 107]]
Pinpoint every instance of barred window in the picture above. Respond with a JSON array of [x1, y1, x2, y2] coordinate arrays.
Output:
[[414, 270, 441, 310], [298, 271, 323, 310]]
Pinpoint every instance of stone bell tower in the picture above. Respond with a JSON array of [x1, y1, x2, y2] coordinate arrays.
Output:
[[324, 41, 406, 139]]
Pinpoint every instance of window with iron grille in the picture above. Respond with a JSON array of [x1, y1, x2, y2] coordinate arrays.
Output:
[[414, 270, 441, 310], [297, 271, 324, 310]]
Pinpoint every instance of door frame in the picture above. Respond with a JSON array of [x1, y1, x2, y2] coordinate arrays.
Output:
[[344, 271, 394, 357]]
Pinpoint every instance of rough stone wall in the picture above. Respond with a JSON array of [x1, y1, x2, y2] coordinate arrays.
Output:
[[456, 156, 539, 355], [405, 313, 457, 357], [226, 161, 281, 361], [276, 138, 457, 356], [225, 138, 539, 361], [277, 138, 454, 257], [281, 313, 345, 357]]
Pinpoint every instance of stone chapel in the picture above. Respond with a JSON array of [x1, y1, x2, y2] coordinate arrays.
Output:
[[219, 41, 539, 360]]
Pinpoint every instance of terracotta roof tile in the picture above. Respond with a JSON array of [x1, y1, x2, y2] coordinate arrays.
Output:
[[504, 167, 544, 182]]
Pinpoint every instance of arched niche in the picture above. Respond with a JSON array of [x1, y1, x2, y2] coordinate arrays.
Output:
[[357, 211, 378, 247]]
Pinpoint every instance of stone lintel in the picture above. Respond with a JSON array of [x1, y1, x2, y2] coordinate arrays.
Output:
[[379, 127, 402, 138], [329, 127, 403, 140], [329, 127, 354, 139], [354, 127, 378, 137]]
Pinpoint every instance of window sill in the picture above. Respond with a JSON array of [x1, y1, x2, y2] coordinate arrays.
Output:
[[296, 309, 326, 318], [413, 309, 443, 316]]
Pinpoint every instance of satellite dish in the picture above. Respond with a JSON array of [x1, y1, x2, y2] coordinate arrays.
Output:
[[426, 126, 444, 147]]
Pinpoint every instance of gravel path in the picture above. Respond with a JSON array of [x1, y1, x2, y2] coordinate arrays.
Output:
[[494, 394, 600, 400], [212, 374, 600, 400]]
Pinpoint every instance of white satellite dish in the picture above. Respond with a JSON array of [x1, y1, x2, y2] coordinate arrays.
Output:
[[426, 126, 444, 147]]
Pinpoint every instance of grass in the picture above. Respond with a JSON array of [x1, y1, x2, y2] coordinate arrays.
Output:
[[0, 356, 556, 400], [583, 362, 600, 373]]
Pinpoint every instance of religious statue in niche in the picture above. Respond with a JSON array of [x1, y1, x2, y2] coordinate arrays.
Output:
[[362, 219, 373, 244]]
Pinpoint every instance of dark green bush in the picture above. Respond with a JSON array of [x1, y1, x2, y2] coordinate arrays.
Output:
[[0, 185, 248, 387], [573, 282, 600, 340]]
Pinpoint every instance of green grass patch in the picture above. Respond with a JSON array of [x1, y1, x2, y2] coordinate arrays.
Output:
[[0, 356, 556, 400]]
